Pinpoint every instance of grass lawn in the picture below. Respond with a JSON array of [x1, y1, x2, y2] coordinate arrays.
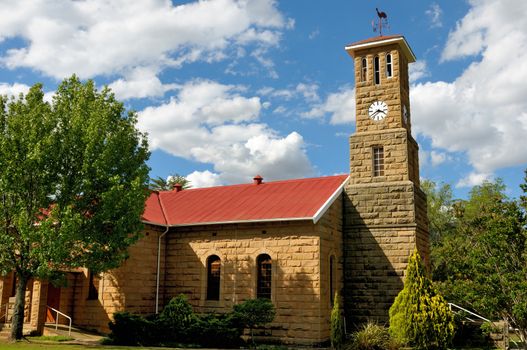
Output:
[[0, 342, 182, 350]]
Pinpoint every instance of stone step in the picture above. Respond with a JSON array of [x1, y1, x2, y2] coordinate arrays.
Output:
[[0, 328, 11, 341]]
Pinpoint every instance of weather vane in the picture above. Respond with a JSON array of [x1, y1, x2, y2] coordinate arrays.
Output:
[[372, 7, 389, 36]]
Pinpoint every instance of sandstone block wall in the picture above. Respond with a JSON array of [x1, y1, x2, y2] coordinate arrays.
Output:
[[343, 181, 429, 326], [354, 44, 410, 133], [51, 225, 166, 333], [349, 130, 412, 184], [317, 195, 344, 338], [163, 198, 343, 345]]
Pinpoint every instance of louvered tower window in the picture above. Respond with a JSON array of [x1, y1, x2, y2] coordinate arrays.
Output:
[[361, 57, 367, 82], [374, 56, 380, 84], [386, 53, 393, 78]]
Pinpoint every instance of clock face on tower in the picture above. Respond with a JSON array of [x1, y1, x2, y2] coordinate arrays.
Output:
[[368, 101, 388, 121]]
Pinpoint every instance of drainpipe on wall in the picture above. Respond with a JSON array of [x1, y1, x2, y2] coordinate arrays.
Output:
[[155, 190, 170, 314]]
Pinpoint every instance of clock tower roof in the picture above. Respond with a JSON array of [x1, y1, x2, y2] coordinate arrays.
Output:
[[345, 34, 416, 63]]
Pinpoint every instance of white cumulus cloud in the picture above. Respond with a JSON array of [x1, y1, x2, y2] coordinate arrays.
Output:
[[186, 170, 222, 188], [0, 82, 31, 97], [0, 0, 291, 98], [456, 172, 493, 188], [303, 86, 355, 125], [411, 0, 527, 187], [426, 3, 443, 28], [138, 79, 313, 185]]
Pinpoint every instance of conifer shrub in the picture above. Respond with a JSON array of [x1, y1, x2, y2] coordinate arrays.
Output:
[[389, 249, 455, 349], [330, 292, 345, 349]]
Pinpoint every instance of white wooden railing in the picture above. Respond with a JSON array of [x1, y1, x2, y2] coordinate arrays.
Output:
[[448, 302, 491, 323], [46, 306, 72, 335]]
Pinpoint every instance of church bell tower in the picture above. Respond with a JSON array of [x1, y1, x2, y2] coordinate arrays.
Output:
[[342, 35, 430, 325]]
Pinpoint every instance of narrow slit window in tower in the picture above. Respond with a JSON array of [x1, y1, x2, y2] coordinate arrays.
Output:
[[361, 57, 367, 82], [386, 53, 392, 78], [374, 56, 380, 84], [373, 146, 385, 177]]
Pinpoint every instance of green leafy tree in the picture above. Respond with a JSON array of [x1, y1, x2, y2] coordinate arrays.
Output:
[[233, 298, 275, 346], [149, 174, 191, 191], [0, 77, 150, 340], [521, 169, 527, 210], [389, 249, 455, 349], [421, 180, 461, 281], [420, 180, 456, 246], [330, 292, 344, 349], [434, 179, 527, 347]]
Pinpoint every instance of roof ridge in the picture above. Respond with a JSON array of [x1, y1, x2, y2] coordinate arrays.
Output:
[[157, 174, 348, 193]]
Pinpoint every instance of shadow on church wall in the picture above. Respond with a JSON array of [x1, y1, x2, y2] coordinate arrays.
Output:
[[342, 190, 414, 329]]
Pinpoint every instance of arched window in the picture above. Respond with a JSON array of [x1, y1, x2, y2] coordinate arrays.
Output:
[[386, 53, 393, 78], [374, 56, 380, 84], [329, 255, 335, 305], [207, 255, 221, 300], [257, 254, 272, 299], [360, 57, 367, 82]]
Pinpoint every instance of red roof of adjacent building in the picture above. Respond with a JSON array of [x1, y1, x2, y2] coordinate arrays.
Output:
[[142, 174, 349, 227]]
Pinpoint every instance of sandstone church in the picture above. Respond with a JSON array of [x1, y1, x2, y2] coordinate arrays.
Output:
[[0, 35, 429, 344]]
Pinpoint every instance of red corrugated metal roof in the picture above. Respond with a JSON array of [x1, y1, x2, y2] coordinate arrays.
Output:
[[142, 174, 349, 227], [142, 191, 167, 226]]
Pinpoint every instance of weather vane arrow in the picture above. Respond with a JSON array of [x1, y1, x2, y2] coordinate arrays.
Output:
[[373, 7, 390, 36]]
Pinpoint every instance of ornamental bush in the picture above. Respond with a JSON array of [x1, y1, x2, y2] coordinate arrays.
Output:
[[233, 298, 276, 345], [347, 322, 400, 350], [159, 294, 195, 342], [389, 249, 455, 349], [108, 311, 159, 346], [330, 292, 345, 349]]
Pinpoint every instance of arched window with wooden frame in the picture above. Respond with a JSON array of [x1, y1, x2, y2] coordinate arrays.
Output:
[[386, 53, 393, 78], [257, 254, 272, 299], [360, 57, 367, 82], [206, 255, 221, 301], [374, 56, 380, 85]]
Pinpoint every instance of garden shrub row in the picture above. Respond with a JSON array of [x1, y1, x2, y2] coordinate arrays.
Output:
[[107, 295, 275, 348]]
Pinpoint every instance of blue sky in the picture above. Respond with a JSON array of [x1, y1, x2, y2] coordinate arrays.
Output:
[[0, 0, 526, 200]]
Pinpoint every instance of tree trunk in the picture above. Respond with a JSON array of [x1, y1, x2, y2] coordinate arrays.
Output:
[[10, 274, 28, 341]]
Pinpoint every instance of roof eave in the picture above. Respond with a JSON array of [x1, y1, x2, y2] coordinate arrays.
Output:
[[142, 216, 314, 228], [345, 36, 416, 63], [312, 175, 350, 224]]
